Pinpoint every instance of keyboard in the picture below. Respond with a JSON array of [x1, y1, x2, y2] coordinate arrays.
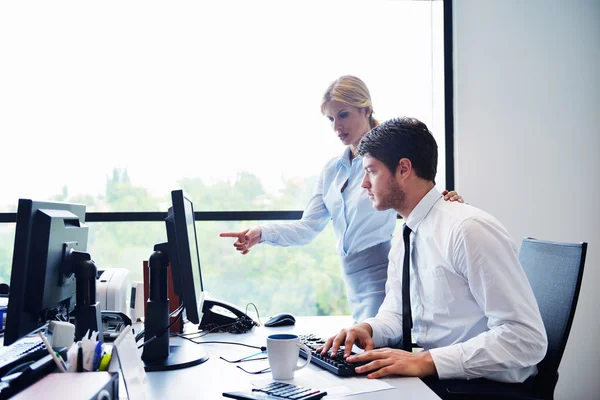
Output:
[[0, 337, 46, 376], [223, 381, 327, 400], [299, 334, 367, 377]]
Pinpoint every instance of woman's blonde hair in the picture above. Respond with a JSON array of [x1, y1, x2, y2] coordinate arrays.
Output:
[[320, 75, 379, 128]]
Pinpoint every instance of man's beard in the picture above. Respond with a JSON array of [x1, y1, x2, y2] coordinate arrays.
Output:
[[375, 176, 406, 211]]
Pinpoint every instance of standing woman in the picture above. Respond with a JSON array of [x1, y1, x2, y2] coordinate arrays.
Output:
[[221, 75, 462, 322]]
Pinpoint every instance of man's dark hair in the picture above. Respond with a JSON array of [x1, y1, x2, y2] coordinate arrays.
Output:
[[357, 116, 438, 183]]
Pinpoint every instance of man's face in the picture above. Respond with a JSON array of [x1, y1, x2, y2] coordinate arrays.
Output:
[[361, 155, 405, 211]]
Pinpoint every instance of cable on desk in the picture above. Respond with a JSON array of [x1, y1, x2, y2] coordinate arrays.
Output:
[[137, 304, 184, 349], [245, 303, 262, 327], [174, 334, 266, 352], [134, 304, 184, 343], [236, 365, 271, 375], [220, 351, 267, 363], [177, 320, 239, 339]]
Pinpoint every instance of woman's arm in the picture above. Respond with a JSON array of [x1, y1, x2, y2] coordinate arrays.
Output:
[[220, 168, 332, 253]]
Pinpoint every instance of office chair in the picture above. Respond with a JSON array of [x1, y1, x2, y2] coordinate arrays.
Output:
[[446, 237, 588, 400]]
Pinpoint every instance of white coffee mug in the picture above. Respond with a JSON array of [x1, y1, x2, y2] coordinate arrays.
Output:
[[266, 334, 312, 380]]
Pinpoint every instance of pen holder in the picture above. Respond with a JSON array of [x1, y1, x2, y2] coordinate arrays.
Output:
[[66, 331, 110, 373]]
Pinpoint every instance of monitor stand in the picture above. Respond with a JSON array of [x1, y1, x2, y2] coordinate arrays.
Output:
[[141, 243, 209, 372], [143, 341, 209, 372], [71, 251, 104, 342]]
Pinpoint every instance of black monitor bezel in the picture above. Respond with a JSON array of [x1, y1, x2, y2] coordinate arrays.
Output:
[[168, 190, 204, 325]]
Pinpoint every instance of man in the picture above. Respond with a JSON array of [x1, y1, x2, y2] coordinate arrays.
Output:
[[318, 117, 547, 397]]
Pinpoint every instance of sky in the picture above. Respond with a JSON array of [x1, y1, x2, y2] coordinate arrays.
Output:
[[0, 0, 446, 210]]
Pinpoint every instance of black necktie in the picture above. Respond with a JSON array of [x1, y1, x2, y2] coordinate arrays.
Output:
[[402, 224, 413, 352]]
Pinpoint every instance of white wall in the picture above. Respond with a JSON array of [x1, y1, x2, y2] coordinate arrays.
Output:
[[452, 1, 600, 399]]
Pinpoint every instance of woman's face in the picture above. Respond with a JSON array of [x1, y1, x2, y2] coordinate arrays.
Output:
[[323, 100, 371, 148]]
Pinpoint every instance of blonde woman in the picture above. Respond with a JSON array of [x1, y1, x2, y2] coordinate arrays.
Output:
[[221, 76, 462, 322]]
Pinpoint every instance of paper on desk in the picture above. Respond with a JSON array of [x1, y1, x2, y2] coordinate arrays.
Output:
[[109, 326, 147, 400], [252, 368, 394, 398]]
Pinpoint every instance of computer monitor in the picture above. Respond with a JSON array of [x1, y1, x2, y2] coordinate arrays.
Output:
[[165, 189, 205, 325], [141, 190, 209, 371], [5, 199, 88, 346]]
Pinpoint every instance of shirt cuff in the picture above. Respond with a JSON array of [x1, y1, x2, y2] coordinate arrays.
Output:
[[258, 224, 274, 244], [362, 318, 385, 348], [429, 345, 466, 380]]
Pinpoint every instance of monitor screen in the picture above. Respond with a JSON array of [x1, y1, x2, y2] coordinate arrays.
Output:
[[166, 189, 204, 325], [5, 199, 88, 346]]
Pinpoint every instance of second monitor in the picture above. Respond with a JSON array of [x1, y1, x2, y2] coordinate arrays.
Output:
[[168, 190, 257, 334], [141, 189, 257, 371], [165, 189, 205, 325]]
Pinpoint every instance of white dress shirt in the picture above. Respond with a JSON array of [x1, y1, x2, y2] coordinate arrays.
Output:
[[364, 187, 547, 383]]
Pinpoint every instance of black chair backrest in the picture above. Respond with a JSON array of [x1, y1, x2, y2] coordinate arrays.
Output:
[[519, 237, 587, 380]]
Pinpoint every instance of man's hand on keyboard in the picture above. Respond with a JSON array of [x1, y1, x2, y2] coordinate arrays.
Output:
[[317, 322, 374, 359], [346, 348, 438, 379]]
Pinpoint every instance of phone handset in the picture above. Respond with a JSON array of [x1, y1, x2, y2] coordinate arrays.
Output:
[[199, 298, 257, 333]]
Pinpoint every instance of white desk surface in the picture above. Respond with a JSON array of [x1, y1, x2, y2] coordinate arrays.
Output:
[[142, 316, 440, 400]]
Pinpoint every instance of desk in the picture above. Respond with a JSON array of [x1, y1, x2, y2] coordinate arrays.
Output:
[[143, 316, 440, 399]]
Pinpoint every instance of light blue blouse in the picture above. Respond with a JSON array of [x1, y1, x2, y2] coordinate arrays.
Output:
[[260, 147, 397, 256]]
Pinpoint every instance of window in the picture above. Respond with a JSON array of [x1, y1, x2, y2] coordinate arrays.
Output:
[[0, 1, 448, 317]]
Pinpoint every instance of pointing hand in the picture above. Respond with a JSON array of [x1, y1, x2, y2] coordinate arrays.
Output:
[[219, 226, 262, 255]]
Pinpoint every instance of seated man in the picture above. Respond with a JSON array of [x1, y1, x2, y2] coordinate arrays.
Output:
[[318, 117, 547, 398]]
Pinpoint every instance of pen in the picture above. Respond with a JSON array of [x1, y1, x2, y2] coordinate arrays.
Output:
[[92, 341, 103, 371], [38, 331, 67, 373], [77, 342, 84, 372], [98, 352, 112, 371]]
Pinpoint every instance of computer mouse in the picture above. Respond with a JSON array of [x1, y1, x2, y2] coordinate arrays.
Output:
[[264, 313, 296, 327]]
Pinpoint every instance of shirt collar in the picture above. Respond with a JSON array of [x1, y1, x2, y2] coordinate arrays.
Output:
[[338, 147, 360, 168], [405, 187, 442, 233]]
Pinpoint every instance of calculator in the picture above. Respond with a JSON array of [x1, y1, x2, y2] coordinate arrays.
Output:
[[223, 381, 327, 400]]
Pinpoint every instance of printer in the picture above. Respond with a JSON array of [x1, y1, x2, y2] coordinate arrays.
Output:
[[97, 268, 131, 316], [97, 268, 135, 341]]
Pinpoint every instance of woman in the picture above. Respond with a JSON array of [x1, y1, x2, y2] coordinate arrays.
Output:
[[220, 75, 462, 322]]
